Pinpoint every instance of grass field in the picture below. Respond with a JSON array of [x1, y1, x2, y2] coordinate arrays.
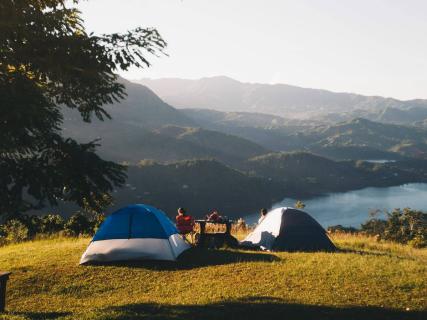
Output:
[[0, 233, 426, 320]]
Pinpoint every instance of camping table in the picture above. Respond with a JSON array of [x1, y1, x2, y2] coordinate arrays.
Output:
[[194, 220, 235, 247], [0, 272, 11, 312]]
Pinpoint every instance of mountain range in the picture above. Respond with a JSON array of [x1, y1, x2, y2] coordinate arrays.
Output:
[[62, 78, 267, 165], [62, 78, 427, 164], [48, 76, 427, 218], [181, 108, 427, 160], [137, 76, 427, 124]]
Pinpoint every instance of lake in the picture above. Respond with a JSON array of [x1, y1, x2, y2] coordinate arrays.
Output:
[[364, 159, 396, 164], [246, 183, 427, 227]]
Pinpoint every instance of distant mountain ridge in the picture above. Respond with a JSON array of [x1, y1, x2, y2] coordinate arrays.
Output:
[[63, 77, 196, 130], [282, 117, 427, 159], [182, 107, 427, 160], [62, 77, 267, 164], [136, 76, 427, 120], [37, 78, 427, 218]]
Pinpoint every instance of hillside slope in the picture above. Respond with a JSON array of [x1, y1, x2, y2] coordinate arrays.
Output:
[[118, 159, 283, 217], [245, 152, 427, 195], [0, 235, 426, 319], [181, 108, 315, 129], [181, 111, 427, 160], [62, 79, 268, 164], [63, 77, 196, 130], [154, 126, 267, 162], [36, 159, 283, 219], [306, 118, 427, 159], [313, 118, 427, 150]]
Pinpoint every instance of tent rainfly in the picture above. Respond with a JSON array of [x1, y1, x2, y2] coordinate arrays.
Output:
[[241, 207, 336, 252], [80, 204, 190, 264]]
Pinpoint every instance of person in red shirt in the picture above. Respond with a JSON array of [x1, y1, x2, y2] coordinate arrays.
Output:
[[176, 207, 195, 242]]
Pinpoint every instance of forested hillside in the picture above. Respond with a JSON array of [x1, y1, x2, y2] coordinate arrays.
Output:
[[40, 155, 427, 219], [183, 108, 427, 160], [246, 152, 427, 195], [123, 160, 284, 216], [62, 79, 268, 164], [52, 79, 427, 218]]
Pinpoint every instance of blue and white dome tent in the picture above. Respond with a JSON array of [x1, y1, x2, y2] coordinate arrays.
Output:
[[80, 204, 190, 264]]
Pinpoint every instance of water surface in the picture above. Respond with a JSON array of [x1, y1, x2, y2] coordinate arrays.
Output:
[[246, 183, 427, 227], [363, 159, 396, 164]]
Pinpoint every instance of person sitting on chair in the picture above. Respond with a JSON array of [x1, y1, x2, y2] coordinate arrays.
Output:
[[206, 209, 221, 222], [258, 208, 268, 224], [176, 207, 195, 241]]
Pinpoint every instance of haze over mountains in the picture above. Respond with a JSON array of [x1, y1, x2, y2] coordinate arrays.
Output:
[[63, 77, 427, 164], [55, 76, 427, 217], [62, 78, 267, 165], [138, 76, 427, 125]]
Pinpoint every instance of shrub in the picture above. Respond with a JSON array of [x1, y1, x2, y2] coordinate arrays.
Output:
[[2, 220, 29, 243], [0, 211, 105, 246], [39, 214, 65, 234], [0, 226, 7, 246], [64, 212, 93, 236], [383, 208, 427, 246], [11, 214, 42, 237], [358, 208, 427, 247], [327, 225, 358, 233], [294, 200, 306, 209], [91, 213, 106, 233], [408, 235, 427, 248], [360, 219, 387, 237]]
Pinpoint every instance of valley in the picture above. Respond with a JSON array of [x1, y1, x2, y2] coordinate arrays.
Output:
[[41, 77, 427, 221]]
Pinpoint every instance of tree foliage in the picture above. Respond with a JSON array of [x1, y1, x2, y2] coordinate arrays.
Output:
[[63, 212, 92, 236], [294, 200, 306, 209], [0, 211, 102, 245], [0, 0, 166, 216], [361, 208, 426, 247]]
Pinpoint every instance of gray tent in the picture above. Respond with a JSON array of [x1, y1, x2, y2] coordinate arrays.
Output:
[[241, 207, 336, 251]]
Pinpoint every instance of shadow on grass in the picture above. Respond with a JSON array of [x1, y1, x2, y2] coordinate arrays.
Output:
[[337, 247, 411, 260], [9, 297, 426, 320], [97, 297, 426, 320], [4, 311, 71, 320], [86, 248, 279, 270]]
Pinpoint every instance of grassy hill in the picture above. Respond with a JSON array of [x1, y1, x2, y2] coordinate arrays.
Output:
[[0, 234, 426, 319]]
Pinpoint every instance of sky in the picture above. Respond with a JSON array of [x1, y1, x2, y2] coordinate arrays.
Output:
[[77, 0, 427, 100]]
